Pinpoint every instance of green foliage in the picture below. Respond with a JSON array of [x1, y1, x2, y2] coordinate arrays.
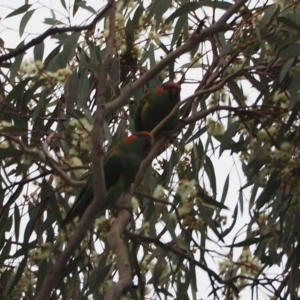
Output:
[[2, 0, 300, 299]]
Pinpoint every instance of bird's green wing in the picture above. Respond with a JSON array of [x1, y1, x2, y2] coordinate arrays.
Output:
[[62, 175, 93, 225], [106, 156, 140, 206], [104, 152, 131, 206], [134, 93, 151, 132], [62, 153, 126, 226], [134, 83, 181, 134], [104, 151, 126, 190]]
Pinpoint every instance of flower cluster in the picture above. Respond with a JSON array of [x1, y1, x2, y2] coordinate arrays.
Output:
[[19, 58, 43, 76], [153, 185, 165, 199], [19, 57, 72, 87], [206, 118, 225, 136], [169, 179, 197, 220], [219, 248, 261, 289], [240, 119, 300, 189], [0, 120, 12, 130], [70, 117, 93, 152], [209, 88, 227, 105], [28, 243, 52, 264], [94, 216, 114, 239], [238, 248, 262, 277], [42, 67, 73, 86], [16, 267, 37, 293], [177, 179, 197, 203]]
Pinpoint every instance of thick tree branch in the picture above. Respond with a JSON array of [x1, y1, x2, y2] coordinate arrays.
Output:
[[0, 0, 114, 63], [35, 3, 116, 299], [91, 2, 115, 213], [104, 193, 133, 300]]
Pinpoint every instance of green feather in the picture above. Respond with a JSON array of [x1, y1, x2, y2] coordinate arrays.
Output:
[[62, 132, 153, 225], [134, 82, 181, 135]]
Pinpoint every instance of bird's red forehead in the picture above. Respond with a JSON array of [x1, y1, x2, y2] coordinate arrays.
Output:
[[164, 82, 181, 90], [155, 82, 181, 95], [124, 135, 137, 144], [123, 132, 154, 144]]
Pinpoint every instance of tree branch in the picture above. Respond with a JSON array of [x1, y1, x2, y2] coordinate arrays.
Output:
[[0, 133, 84, 188], [0, 0, 114, 63], [35, 2, 116, 299], [104, 193, 133, 300], [125, 231, 240, 295], [105, 0, 247, 115]]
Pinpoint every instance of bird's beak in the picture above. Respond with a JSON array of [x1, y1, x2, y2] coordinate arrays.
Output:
[[169, 88, 180, 99]]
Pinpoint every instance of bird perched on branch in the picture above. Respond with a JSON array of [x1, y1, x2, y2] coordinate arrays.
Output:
[[134, 82, 181, 137], [62, 131, 154, 225]]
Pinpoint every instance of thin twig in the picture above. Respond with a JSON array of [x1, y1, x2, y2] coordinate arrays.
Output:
[[0, 1, 114, 63], [126, 231, 240, 295], [0, 133, 83, 188], [105, 0, 248, 116]]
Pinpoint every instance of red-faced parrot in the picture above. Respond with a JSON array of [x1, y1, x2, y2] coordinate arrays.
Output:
[[62, 131, 154, 225], [134, 82, 181, 136]]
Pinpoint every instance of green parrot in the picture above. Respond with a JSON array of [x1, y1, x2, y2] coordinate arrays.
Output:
[[62, 131, 154, 225], [134, 82, 181, 136]]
